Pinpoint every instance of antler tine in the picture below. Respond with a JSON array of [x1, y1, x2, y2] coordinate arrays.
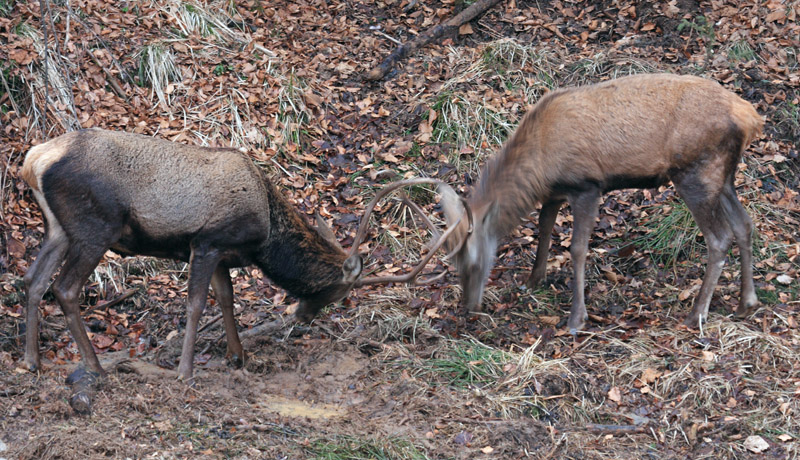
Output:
[[354, 211, 464, 287], [413, 268, 449, 285], [460, 195, 474, 235], [400, 192, 441, 240], [347, 178, 451, 258]]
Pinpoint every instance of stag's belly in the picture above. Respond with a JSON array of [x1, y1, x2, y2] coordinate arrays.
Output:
[[111, 222, 254, 268]]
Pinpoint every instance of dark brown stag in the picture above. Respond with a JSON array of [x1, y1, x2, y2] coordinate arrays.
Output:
[[438, 73, 763, 333], [21, 128, 463, 381]]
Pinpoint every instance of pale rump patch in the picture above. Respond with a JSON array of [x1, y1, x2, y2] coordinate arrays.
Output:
[[32, 189, 66, 242], [21, 134, 73, 192]]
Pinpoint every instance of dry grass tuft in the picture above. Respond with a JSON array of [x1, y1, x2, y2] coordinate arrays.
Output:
[[346, 287, 440, 346], [135, 41, 183, 110], [16, 22, 80, 135], [165, 0, 246, 45], [563, 52, 658, 87]]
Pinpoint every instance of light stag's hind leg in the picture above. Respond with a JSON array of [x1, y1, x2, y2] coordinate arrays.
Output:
[[526, 200, 564, 288], [210, 266, 245, 368], [566, 188, 600, 334], [23, 232, 69, 372], [674, 181, 734, 328], [721, 183, 758, 317]]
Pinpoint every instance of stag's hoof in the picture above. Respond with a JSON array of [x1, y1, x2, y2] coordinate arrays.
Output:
[[682, 314, 703, 329], [226, 351, 246, 369], [23, 356, 41, 373], [525, 272, 545, 289], [734, 299, 759, 319], [294, 306, 316, 324], [567, 312, 586, 335]]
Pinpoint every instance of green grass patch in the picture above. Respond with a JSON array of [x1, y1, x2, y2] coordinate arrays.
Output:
[[774, 100, 799, 142], [634, 200, 703, 268], [306, 436, 431, 460], [0, 0, 14, 17], [419, 339, 511, 388], [431, 90, 515, 176], [565, 53, 656, 87], [167, 0, 244, 43], [273, 70, 312, 155], [678, 15, 715, 44], [727, 40, 757, 63], [0, 63, 22, 114], [678, 15, 716, 66], [475, 39, 557, 102]]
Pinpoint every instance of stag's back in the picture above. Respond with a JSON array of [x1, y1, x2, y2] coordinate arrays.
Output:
[[481, 74, 762, 213], [22, 129, 272, 250]]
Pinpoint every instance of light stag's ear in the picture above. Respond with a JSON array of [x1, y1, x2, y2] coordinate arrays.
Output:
[[437, 184, 464, 226], [315, 213, 343, 251], [342, 254, 363, 284], [483, 201, 499, 227]]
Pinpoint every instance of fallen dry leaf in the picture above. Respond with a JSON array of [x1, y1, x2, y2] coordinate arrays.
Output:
[[641, 368, 662, 384], [744, 435, 770, 453]]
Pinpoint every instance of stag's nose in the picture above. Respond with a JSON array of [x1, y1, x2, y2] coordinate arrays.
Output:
[[461, 287, 485, 313]]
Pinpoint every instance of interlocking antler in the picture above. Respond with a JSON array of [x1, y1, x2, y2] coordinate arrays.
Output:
[[349, 178, 473, 287]]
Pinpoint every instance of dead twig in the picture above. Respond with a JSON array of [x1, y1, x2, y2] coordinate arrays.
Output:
[[85, 289, 136, 314], [569, 423, 650, 434], [239, 316, 295, 339], [85, 48, 128, 100], [541, 433, 566, 460], [365, 0, 504, 81], [198, 313, 223, 333]]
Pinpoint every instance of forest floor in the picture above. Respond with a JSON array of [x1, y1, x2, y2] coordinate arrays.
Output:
[[1, 0, 799, 458]]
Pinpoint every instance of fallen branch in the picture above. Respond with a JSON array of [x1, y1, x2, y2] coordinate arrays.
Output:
[[365, 0, 503, 81], [86, 289, 136, 314], [239, 316, 297, 339], [85, 48, 128, 101], [582, 423, 649, 434]]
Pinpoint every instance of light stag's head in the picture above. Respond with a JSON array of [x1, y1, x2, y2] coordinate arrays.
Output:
[[438, 185, 497, 312]]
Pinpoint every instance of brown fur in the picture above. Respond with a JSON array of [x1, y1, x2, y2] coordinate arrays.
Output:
[[442, 73, 763, 331], [479, 74, 762, 235], [21, 128, 362, 380]]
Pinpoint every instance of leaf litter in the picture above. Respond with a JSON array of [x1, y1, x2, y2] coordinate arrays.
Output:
[[1, 0, 799, 459]]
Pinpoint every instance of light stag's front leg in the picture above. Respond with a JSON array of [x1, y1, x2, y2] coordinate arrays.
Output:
[[566, 189, 600, 334], [526, 200, 563, 288], [177, 247, 222, 381]]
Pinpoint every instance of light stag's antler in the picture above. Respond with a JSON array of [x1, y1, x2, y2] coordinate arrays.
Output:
[[350, 178, 472, 287]]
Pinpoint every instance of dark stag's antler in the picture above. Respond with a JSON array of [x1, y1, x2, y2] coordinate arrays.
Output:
[[350, 178, 473, 287]]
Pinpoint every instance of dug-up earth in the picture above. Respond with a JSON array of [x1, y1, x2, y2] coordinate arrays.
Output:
[[1, 0, 799, 459]]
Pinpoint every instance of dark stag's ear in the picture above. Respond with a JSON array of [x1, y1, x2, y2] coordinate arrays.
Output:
[[315, 213, 344, 251], [342, 254, 363, 284]]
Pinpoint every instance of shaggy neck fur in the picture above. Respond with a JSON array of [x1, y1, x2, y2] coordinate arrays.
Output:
[[254, 183, 347, 299]]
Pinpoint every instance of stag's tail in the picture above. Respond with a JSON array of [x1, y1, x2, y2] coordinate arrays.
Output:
[[730, 97, 764, 148]]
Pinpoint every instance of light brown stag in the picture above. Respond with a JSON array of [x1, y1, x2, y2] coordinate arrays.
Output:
[[438, 73, 763, 333]]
